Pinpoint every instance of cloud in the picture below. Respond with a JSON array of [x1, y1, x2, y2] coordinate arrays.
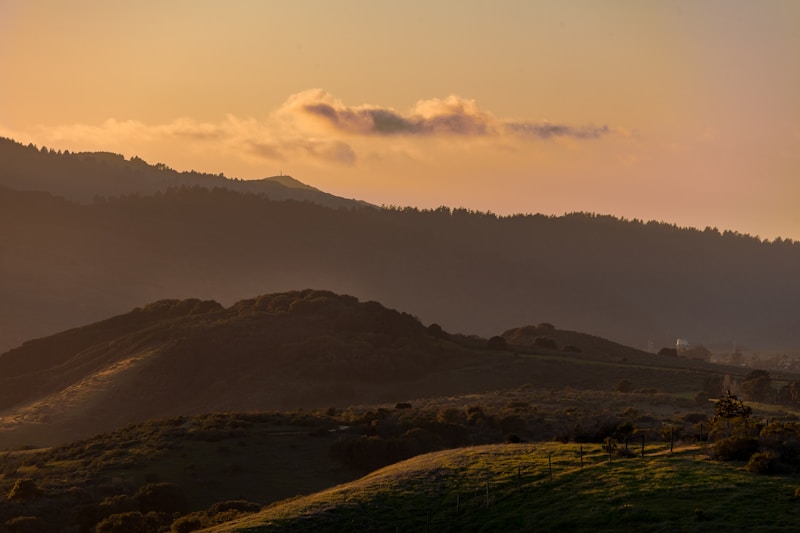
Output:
[[281, 89, 610, 140], [8, 113, 357, 166], [505, 122, 609, 140], [3, 89, 618, 175], [247, 138, 356, 165]]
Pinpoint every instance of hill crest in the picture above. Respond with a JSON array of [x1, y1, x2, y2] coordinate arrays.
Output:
[[0, 136, 366, 208]]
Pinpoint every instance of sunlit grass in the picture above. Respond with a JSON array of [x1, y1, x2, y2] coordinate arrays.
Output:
[[210, 443, 800, 532]]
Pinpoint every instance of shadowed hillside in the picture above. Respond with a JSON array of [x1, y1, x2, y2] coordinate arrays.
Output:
[[0, 289, 786, 449], [2, 178, 798, 357], [5, 388, 800, 532], [0, 290, 467, 446]]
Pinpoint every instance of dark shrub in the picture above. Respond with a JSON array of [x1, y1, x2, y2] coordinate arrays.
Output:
[[208, 500, 261, 514], [134, 482, 187, 514], [533, 337, 558, 350], [465, 405, 487, 425], [616, 380, 634, 393], [329, 436, 412, 470], [427, 323, 444, 338], [500, 415, 528, 435], [96, 512, 161, 533], [7, 479, 42, 501], [170, 515, 203, 533], [712, 436, 759, 461], [746, 451, 778, 474], [5, 515, 48, 533], [487, 336, 507, 350]]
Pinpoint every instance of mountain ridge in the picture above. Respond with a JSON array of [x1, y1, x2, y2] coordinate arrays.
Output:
[[2, 139, 798, 358], [0, 136, 368, 209], [0, 289, 751, 448]]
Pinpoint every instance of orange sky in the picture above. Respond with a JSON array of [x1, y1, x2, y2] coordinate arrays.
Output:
[[2, 0, 799, 240]]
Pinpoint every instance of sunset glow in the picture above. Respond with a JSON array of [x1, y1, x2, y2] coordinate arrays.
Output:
[[2, 0, 799, 239]]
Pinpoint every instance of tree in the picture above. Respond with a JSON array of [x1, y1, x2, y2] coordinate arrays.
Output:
[[533, 337, 558, 350], [780, 381, 800, 405], [740, 370, 773, 403], [713, 390, 752, 420], [427, 323, 444, 338], [487, 335, 507, 350], [684, 345, 712, 361]]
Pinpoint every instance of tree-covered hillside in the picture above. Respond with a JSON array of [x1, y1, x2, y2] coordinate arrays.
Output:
[[2, 181, 798, 357]]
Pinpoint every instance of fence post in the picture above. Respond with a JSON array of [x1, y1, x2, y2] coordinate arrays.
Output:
[[580, 445, 583, 469], [670, 426, 674, 454], [548, 452, 553, 481], [485, 479, 490, 509]]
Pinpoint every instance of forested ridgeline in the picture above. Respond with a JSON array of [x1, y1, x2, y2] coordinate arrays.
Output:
[[2, 180, 797, 355]]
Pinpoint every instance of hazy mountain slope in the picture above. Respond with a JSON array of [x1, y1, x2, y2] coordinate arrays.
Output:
[[0, 288, 758, 448], [2, 183, 798, 356], [0, 136, 365, 208], [0, 290, 463, 445]]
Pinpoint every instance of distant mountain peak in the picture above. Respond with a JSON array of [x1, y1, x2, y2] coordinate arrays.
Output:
[[0, 136, 368, 209], [260, 175, 319, 191]]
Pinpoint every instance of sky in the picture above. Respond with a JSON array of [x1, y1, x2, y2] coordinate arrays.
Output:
[[2, 0, 799, 240]]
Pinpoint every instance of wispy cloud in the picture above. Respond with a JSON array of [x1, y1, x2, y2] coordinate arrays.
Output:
[[2, 89, 618, 171], [247, 139, 356, 165], [281, 89, 611, 140]]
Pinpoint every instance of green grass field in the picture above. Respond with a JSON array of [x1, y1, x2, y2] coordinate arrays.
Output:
[[209, 442, 800, 532]]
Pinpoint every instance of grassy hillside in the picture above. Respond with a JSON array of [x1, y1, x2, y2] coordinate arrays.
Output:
[[1, 288, 775, 449], [0, 412, 363, 532], [0, 290, 468, 447], [2, 387, 799, 531], [208, 442, 800, 532]]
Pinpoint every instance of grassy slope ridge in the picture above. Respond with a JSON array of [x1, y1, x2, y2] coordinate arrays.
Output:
[[0, 289, 767, 449], [0, 412, 365, 531], [0, 290, 461, 447], [208, 443, 800, 532], [4, 391, 799, 532]]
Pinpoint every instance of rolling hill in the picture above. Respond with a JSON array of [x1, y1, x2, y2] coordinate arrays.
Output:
[[0, 289, 775, 449], [206, 442, 800, 532], [2, 180, 799, 360], [3, 135, 799, 358], [0, 137, 367, 208], [4, 388, 800, 532]]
